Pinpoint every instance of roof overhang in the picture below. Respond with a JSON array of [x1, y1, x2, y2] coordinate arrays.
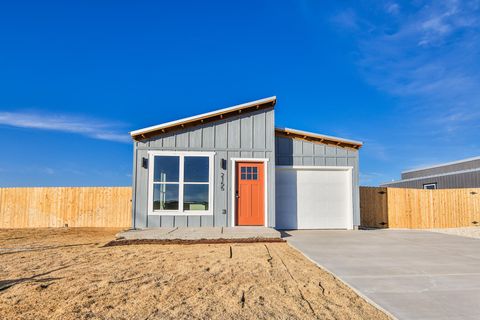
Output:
[[130, 96, 276, 141], [275, 127, 363, 149]]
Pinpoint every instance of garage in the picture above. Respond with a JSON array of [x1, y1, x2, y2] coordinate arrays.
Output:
[[275, 166, 354, 230]]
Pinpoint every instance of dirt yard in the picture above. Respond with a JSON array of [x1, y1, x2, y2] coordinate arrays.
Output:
[[0, 228, 389, 320]]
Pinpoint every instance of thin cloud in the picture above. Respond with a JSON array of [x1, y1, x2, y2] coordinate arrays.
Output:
[[334, 0, 480, 132], [331, 8, 359, 31], [385, 3, 400, 15], [0, 111, 130, 143], [327, 1, 480, 185], [42, 167, 55, 175]]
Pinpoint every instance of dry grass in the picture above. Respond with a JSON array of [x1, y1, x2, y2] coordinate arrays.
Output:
[[0, 228, 389, 320]]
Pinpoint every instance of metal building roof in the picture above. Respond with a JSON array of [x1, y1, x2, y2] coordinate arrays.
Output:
[[402, 156, 480, 174]]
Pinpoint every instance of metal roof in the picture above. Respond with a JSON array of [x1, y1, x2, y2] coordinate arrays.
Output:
[[381, 167, 480, 186], [401, 156, 480, 174], [130, 96, 276, 140], [275, 127, 363, 149], [130, 97, 362, 149]]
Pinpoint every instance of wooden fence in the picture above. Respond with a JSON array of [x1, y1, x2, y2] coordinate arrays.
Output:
[[0, 187, 132, 228], [360, 187, 480, 229]]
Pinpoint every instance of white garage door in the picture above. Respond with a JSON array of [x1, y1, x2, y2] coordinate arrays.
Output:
[[275, 166, 353, 229]]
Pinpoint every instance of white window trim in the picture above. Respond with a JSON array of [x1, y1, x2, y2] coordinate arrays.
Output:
[[147, 151, 215, 216], [230, 158, 269, 227], [423, 183, 437, 190]]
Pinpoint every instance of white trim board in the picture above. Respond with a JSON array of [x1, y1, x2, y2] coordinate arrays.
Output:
[[230, 158, 269, 227]]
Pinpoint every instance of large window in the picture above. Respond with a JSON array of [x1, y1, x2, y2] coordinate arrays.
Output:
[[148, 151, 214, 215]]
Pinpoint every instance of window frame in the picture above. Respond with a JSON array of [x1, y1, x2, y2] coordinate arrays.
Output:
[[423, 183, 437, 190], [147, 151, 215, 216]]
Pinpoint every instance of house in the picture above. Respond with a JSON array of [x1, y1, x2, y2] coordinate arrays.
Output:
[[130, 97, 362, 230], [381, 156, 480, 189]]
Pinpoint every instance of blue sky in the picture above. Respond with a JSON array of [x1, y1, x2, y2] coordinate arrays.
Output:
[[1, 0, 479, 187]]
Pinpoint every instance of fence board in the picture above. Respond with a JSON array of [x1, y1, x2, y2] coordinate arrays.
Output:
[[360, 187, 480, 229], [360, 187, 388, 228], [0, 187, 132, 228]]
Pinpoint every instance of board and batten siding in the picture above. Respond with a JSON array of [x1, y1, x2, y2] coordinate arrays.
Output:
[[132, 108, 275, 228], [275, 136, 360, 226]]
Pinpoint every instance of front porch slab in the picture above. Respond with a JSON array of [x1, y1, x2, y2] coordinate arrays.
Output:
[[116, 227, 281, 242]]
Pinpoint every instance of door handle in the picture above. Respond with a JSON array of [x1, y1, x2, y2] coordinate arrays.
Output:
[[235, 191, 239, 198]]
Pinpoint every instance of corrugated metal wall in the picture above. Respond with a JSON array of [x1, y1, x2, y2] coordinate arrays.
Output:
[[132, 108, 275, 228], [383, 170, 480, 189], [275, 136, 361, 226]]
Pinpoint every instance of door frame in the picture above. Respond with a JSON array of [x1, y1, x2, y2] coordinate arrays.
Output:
[[230, 158, 269, 227]]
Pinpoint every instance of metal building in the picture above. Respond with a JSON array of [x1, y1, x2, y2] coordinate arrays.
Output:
[[381, 157, 480, 189], [130, 97, 362, 229]]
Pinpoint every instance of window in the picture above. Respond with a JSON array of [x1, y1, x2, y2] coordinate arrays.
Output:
[[423, 183, 437, 190], [148, 152, 214, 215], [241, 166, 258, 180]]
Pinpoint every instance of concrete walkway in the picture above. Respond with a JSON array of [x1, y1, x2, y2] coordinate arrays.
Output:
[[284, 229, 480, 320], [117, 227, 281, 240]]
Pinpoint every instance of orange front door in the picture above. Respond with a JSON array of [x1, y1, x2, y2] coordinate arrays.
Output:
[[236, 162, 265, 226]]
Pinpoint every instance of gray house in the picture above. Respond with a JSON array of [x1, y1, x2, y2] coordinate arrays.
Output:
[[381, 156, 480, 189], [130, 97, 362, 230]]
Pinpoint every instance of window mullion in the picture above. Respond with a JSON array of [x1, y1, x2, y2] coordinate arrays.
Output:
[[179, 155, 185, 213]]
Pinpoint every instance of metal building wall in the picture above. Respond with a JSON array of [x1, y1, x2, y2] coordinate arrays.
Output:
[[132, 108, 276, 228], [383, 170, 480, 189], [275, 136, 361, 226], [402, 158, 480, 179]]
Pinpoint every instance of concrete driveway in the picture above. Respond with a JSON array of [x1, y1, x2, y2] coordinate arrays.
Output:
[[284, 229, 480, 320]]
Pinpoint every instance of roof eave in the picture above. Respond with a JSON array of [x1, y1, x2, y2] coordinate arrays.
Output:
[[130, 96, 276, 141], [275, 127, 363, 149]]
